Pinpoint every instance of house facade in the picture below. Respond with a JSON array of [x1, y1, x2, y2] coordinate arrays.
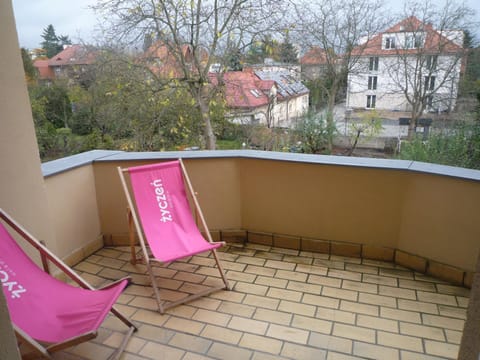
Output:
[[299, 46, 328, 81], [33, 45, 96, 83], [346, 17, 464, 113], [213, 69, 309, 129]]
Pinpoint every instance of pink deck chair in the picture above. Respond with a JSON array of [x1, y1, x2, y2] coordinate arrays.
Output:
[[118, 159, 230, 313], [0, 208, 137, 360]]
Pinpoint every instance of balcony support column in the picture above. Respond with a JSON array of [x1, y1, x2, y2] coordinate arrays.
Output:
[[459, 250, 480, 360]]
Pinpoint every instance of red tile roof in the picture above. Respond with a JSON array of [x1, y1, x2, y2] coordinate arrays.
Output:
[[210, 71, 274, 108], [48, 45, 96, 66], [300, 46, 328, 65], [143, 41, 209, 78], [33, 59, 54, 80], [353, 16, 463, 56]]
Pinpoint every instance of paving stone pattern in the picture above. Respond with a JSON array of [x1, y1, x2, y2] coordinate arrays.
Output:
[[52, 243, 468, 359]]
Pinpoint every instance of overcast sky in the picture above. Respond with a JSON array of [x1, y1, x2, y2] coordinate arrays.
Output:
[[12, 0, 480, 50]]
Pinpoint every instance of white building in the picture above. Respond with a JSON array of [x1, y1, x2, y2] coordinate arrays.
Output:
[[346, 17, 464, 114]]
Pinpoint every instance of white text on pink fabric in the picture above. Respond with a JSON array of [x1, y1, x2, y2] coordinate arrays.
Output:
[[0, 264, 26, 299], [151, 179, 172, 223]]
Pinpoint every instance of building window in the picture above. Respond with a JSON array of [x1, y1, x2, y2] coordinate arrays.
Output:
[[405, 34, 423, 49], [425, 95, 434, 108], [368, 76, 377, 90], [385, 36, 396, 49], [426, 55, 438, 70], [424, 76, 436, 91], [366, 95, 376, 109], [369, 57, 379, 71]]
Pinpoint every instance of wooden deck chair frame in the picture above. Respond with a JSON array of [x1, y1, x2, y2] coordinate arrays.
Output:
[[118, 159, 230, 314], [0, 208, 137, 360]]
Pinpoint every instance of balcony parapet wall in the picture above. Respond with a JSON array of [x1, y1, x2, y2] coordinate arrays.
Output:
[[42, 150, 480, 287]]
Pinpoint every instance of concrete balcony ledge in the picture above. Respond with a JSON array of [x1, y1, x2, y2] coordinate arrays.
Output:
[[42, 149, 480, 181], [40, 149, 480, 292]]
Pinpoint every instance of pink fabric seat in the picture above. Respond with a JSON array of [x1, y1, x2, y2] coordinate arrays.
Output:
[[119, 159, 230, 313], [0, 222, 127, 343], [128, 161, 222, 263]]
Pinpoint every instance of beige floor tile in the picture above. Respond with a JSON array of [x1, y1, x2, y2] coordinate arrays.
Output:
[[135, 323, 175, 343], [188, 297, 222, 311], [234, 282, 268, 296], [353, 341, 399, 360], [438, 305, 467, 319], [377, 331, 423, 352], [359, 292, 396, 307], [303, 293, 340, 309], [207, 342, 252, 360], [292, 314, 332, 334], [315, 307, 356, 325], [281, 342, 327, 359], [253, 308, 292, 325], [308, 274, 342, 288], [333, 323, 375, 343], [218, 301, 256, 317], [296, 263, 328, 276], [239, 333, 283, 354], [183, 352, 215, 360], [445, 329, 462, 344], [308, 332, 352, 353], [400, 322, 445, 341], [342, 279, 377, 294], [362, 274, 397, 286], [139, 341, 185, 360], [243, 294, 279, 310], [255, 275, 288, 288], [163, 316, 205, 335], [267, 324, 310, 344], [275, 269, 308, 282], [228, 316, 269, 335], [287, 280, 322, 294], [267, 287, 302, 302], [168, 333, 212, 353], [328, 269, 362, 281], [380, 307, 421, 323], [322, 286, 358, 301], [422, 314, 465, 331], [201, 324, 243, 344], [70, 341, 115, 360], [265, 259, 296, 270], [192, 308, 231, 326], [398, 299, 439, 315], [236, 255, 266, 266], [398, 279, 437, 292], [131, 309, 169, 327], [345, 263, 378, 275], [276, 304, 311, 323], [401, 350, 449, 360], [340, 300, 379, 316], [424, 340, 460, 359], [378, 285, 416, 300], [417, 291, 458, 306], [225, 270, 256, 283], [244, 265, 276, 277], [357, 314, 399, 332], [326, 352, 359, 360]]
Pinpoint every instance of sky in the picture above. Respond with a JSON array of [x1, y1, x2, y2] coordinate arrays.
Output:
[[12, 0, 480, 50]]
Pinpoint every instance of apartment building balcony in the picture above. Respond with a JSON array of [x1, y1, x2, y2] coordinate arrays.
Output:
[[26, 149, 479, 359]]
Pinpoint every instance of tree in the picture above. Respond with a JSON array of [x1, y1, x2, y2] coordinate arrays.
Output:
[[93, 0, 285, 149], [279, 33, 298, 64], [41, 24, 71, 58], [292, 0, 387, 151], [381, 0, 471, 139], [20, 48, 36, 84]]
